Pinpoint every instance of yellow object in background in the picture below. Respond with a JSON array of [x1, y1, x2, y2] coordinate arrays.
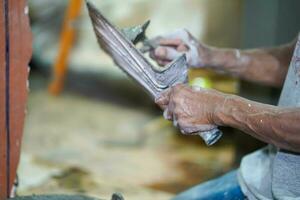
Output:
[[189, 68, 239, 94]]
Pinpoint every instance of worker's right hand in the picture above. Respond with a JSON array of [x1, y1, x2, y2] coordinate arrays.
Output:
[[155, 83, 226, 134], [149, 29, 211, 68]]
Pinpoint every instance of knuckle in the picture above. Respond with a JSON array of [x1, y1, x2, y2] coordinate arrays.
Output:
[[155, 47, 166, 56]]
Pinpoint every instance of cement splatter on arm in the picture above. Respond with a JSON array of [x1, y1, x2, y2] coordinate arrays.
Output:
[[157, 84, 300, 153], [150, 29, 296, 88], [214, 94, 300, 153], [207, 39, 296, 87]]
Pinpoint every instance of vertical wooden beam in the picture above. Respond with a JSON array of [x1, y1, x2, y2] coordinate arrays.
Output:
[[8, 0, 32, 197], [0, 0, 32, 199], [0, 0, 8, 198]]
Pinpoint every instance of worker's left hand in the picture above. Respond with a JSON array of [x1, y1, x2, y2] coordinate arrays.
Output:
[[149, 29, 211, 68], [155, 84, 226, 134]]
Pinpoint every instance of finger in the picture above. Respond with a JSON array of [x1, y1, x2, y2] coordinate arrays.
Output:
[[153, 47, 168, 59], [163, 108, 172, 120], [151, 29, 190, 47], [166, 98, 175, 121], [149, 50, 171, 66], [155, 88, 172, 109], [160, 40, 189, 52], [157, 60, 165, 66], [154, 46, 182, 61], [157, 59, 171, 66], [159, 38, 183, 47], [177, 43, 189, 52], [162, 104, 174, 121], [179, 122, 217, 135], [176, 119, 192, 135]]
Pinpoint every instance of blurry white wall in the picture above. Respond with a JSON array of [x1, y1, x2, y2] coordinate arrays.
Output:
[[30, 0, 243, 73]]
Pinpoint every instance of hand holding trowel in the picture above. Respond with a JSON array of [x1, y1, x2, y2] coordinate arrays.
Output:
[[86, 1, 222, 145]]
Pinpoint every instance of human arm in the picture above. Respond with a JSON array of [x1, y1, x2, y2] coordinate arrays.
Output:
[[150, 29, 296, 87], [156, 84, 300, 152], [207, 41, 295, 87]]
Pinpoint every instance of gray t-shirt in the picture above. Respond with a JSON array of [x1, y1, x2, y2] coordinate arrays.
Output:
[[238, 35, 300, 200]]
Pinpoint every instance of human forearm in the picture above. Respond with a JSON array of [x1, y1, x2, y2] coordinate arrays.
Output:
[[151, 29, 296, 87], [205, 41, 295, 87], [214, 94, 300, 152], [156, 84, 300, 151]]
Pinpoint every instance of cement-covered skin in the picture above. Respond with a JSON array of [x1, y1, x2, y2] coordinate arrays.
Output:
[[153, 32, 300, 153], [151, 29, 296, 87], [150, 29, 211, 68]]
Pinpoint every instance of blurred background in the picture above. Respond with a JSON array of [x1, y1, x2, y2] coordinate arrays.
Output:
[[18, 0, 300, 199]]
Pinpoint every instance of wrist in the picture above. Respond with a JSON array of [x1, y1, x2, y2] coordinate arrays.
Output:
[[193, 44, 212, 68], [208, 47, 228, 68], [212, 93, 235, 126], [205, 47, 241, 72]]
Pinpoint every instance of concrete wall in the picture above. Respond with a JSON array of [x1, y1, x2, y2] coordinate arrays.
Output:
[[242, 0, 300, 48]]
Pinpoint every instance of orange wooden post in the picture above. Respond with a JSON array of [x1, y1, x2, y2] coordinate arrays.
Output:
[[48, 0, 83, 95]]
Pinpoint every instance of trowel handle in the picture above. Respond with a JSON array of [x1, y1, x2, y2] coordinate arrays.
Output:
[[197, 128, 223, 146]]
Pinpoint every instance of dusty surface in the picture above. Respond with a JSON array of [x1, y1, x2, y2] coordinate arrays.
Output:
[[17, 71, 236, 200], [11, 194, 102, 200], [16, 1, 258, 199]]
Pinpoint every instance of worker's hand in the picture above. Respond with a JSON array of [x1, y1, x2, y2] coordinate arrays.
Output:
[[155, 84, 226, 134], [150, 29, 211, 68]]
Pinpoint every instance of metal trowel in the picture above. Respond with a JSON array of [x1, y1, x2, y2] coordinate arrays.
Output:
[[86, 1, 222, 145]]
